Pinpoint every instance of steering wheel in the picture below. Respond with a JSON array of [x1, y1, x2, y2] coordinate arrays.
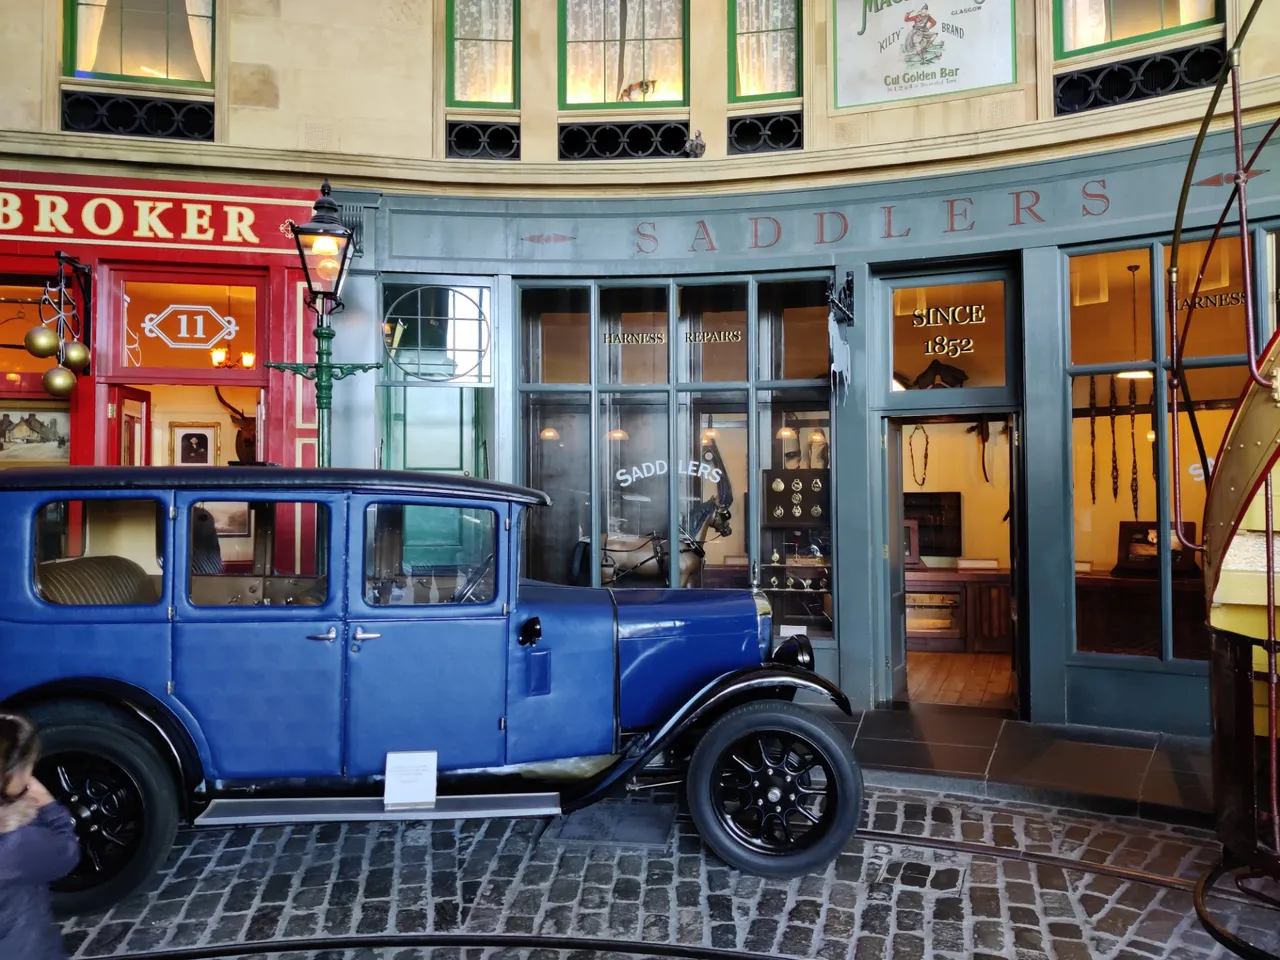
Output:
[[451, 552, 495, 604]]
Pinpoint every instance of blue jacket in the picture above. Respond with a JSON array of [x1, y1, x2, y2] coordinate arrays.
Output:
[[0, 802, 80, 960]]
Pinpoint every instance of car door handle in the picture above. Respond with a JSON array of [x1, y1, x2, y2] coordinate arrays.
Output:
[[306, 627, 336, 642], [353, 628, 381, 641]]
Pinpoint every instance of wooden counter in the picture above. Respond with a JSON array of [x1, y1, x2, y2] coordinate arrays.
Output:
[[905, 568, 1012, 654], [1074, 573, 1209, 660]]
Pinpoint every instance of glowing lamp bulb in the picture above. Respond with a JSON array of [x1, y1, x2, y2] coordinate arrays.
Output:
[[210, 347, 228, 367], [240, 352, 256, 369], [316, 258, 341, 283], [310, 235, 340, 257]]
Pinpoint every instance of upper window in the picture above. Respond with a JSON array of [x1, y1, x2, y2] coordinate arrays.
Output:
[[1058, 0, 1219, 57], [448, 0, 518, 108], [67, 0, 214, 85], [562, 0, 687, 108], [729, 0, 800, 102]]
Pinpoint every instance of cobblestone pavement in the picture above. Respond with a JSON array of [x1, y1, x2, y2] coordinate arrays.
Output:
[[63, 786, 1280, 960]]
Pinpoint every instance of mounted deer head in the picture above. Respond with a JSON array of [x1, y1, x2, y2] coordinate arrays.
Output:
[[215, 387, 257, 463]]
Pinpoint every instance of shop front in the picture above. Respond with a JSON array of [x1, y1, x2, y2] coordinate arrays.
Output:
[[0, 171, 317, 476], [329, 124, 1280, 737]]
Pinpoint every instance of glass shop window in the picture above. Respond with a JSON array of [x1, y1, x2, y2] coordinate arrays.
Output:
[[601, 394, 671, 587], [731, 0, 800, 101], [758, 391, 833, 643], [758, 279, 829, 381], [187, 501, 329, 607], [677, 394, 750, 589], [678, 283, 747, 383], [33, 499, 164, 606], [600, 287, 669, 385], [70, 0, 214, 84], [523, 394, 591, 584], [891, 280, 1006, 390], [562, 0, 686, 107], [522, 287, 591, 384], [1163, 237, 1249, 359], [364, 503, 498, 606], [1166, 365, 1247, 661], [1069, 371, 1162, 657], [121, 281, 258, 372], [1058, 0, 1218, 56], [1069, 248, 1153, 367], [381, 386, 493, 477], [0, 284, 55, 380], [383, 284, 492, 386], [449, 0, 518, 107]]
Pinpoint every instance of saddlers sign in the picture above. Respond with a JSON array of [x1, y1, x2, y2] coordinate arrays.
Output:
[[0, 171, 314, 255]]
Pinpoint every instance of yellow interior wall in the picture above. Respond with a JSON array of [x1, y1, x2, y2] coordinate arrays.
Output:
[[902, 420, 1012, 567]]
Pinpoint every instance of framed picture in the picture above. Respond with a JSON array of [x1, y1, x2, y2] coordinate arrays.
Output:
[[170, 422, 220, 467], [202, 501, 251, 538], [0, 403, 71, 465]]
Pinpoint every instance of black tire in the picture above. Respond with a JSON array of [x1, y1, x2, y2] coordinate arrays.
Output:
[[686, 700, 863, 878], [26, 700, 180, 917]]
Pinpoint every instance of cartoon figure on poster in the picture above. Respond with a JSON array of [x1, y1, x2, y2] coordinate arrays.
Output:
[[902, 5, 943, 66]]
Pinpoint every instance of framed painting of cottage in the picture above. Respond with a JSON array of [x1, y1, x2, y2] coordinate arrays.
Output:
[[0, 402, 71, 466]]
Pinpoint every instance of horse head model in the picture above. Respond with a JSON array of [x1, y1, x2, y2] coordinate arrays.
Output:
[[571, 436, 734, 588]]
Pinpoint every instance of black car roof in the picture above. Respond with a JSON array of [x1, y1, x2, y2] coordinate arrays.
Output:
[[0, 466, 552, 506]]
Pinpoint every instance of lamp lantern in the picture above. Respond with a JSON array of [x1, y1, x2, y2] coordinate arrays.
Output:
[[292, 179, 354, 301]]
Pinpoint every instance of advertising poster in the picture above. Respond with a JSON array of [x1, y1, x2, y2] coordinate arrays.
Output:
[[834, 0, 1016, 108]]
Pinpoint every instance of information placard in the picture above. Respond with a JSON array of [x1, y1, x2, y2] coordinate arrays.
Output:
[[383, 751, 438, 811]]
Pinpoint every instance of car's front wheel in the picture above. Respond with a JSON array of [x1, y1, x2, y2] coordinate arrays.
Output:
[[686, 700, 862, 878], [27, 701, 181, 917]]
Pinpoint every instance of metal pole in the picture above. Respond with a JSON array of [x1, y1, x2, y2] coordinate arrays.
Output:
[[313, 298, 333, 469]]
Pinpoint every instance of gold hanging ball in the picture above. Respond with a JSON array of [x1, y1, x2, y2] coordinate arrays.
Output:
[[24, 326, 60, 359], [62, 340, 90, 372], [43, 365, 77, 398]]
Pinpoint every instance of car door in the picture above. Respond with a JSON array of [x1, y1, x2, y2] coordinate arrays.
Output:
[[343, 495, 509, 777], [171, 491, 346, 780]]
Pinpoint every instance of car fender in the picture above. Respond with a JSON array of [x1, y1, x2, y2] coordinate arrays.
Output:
[[4, 678, 208, 819], [564, 665, 852, 811]]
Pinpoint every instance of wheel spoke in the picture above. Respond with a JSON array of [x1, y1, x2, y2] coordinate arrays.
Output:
[[55, 763, 74, 794]]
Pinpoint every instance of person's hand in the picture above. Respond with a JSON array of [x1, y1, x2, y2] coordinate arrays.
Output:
[[25, 778, 55, 808]]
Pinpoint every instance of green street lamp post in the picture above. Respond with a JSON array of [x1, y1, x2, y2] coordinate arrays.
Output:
[[267, 180, 381, 467]]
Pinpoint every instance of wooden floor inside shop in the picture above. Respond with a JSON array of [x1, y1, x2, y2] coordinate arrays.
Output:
[[907, 652, 1016, 709]]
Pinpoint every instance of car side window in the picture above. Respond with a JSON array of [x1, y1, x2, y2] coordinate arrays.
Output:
[[364, 503, 498, 606], [188, 500, 331, 607], [33, 499, 165, 607]]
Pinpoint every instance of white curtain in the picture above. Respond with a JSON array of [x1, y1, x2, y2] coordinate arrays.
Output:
[[1065, 0, 1109, 51], [185, 0, 213, 82], [454, 0, 514, 102], [1178, 0, 1215, 25], [735, 0, 796, 98], [75, 1, 109, 73]]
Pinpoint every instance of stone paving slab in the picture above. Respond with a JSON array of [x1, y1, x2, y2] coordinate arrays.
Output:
[[63, 786, 1280, 960]]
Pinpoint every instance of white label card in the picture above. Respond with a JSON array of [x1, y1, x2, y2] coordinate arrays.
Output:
[[383, 751, 438, 811]]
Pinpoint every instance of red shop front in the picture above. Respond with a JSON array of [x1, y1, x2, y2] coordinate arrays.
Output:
[[0, 170, 322, 472]]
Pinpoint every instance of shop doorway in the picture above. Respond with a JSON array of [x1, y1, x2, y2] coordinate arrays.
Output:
[[886, 413, 1025, 713]]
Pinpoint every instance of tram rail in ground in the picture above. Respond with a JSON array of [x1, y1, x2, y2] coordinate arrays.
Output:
[[91, 821, 1278, 960]]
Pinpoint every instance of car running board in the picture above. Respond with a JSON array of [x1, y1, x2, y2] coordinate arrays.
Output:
[[193, 792, 562, 827]]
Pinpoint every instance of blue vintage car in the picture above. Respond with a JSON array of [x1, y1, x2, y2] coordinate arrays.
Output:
[[0, 466, 861, 913]]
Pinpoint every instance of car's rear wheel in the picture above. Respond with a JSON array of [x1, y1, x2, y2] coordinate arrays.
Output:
[[27, 701, 180, 917], [686, 700, 862, 878]]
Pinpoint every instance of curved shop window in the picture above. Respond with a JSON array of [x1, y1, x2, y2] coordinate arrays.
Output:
[[520, 277, 835, 658], [378, 282, 494, 478], [1067, 241, 1251, 663]]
